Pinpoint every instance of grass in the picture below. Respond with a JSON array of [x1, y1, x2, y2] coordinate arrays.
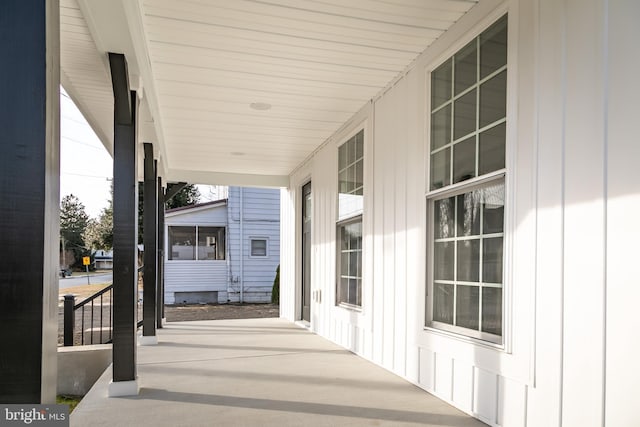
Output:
[[57, 394, 82, 413]]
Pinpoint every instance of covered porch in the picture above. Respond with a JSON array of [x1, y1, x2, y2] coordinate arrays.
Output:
[[71, 318, 484, 427]]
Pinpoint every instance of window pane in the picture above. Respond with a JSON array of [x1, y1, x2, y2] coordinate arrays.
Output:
[[453, 136, 476, 184], [251, 239, 267, 257], [454, 89, 476, 140], [339, 143, 348, 170], [479, 123, 505, 175], [434, 197, 455, 239], [456, 285, 479, 330], [355, 160, 363, 193], [431, 104, 451, 150], [341, 252, 349, 276], [457, 240, 480, 282], [199, 227, 225, 260], [454, 40, 477, 95], [479, 70, 507, 128], [433, 283, 454, 325], [339, 277, 349, 304], [355, 130, 364, 159], [482, 287, 502, 335], [339, 169, 350, 194], [431, 59, 452, 109], [348, 278, 359, 305], [482, 182, 504, 234], [434, 242, 454, 281], [480, 16, 508, 79], [168, 226, 195, 260], [457, 191, 481, 237], [430, 148, 450, 190], [483, 237, 503, 283], [349, 251, 359, 277]]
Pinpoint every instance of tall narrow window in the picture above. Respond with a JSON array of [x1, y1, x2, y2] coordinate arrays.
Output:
[[337, 130, 364, 307], [427, 15, 507, 343]]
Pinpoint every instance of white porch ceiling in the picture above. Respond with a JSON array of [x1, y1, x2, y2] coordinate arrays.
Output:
[[60, 0, 478, 186]]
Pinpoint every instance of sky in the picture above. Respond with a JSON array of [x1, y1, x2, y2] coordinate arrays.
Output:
[[60, 88, 113, 219], [60, 88, 221, 218]]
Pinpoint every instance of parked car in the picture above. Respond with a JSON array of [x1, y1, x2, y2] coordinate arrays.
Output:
[[59, 268, 72, 278]]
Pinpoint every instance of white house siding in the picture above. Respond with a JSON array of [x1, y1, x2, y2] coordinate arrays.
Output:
[[281, 0, 640, 426], [164, 202, 228, 304], [227, 187, 280, 303]]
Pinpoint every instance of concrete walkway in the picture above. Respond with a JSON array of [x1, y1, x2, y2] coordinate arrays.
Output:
[[71, 318, 486, 427]]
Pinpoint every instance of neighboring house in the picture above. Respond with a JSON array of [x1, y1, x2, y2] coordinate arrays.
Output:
[[164, 187, 280, 304], [93, 249, 113, 270]]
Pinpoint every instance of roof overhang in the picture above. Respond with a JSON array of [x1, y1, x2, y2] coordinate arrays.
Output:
[[60, 0, 479, 187]]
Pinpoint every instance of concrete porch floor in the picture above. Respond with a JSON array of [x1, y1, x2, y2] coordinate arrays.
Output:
[[71, 318, 486, 427]]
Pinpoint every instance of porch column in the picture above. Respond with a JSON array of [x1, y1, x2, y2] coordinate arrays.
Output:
[[108, 52, 139, 396], [0, 0, 60, 404], [141, 143, 157, 343], [157, 175, 165, 328]]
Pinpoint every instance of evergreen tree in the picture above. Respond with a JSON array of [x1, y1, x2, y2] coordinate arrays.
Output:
[[166, 184, 200, 210], [60, 194, 90, 267]]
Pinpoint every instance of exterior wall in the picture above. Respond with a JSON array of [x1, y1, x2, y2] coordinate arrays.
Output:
[[227, 187, 281, 303], [281, 0, 640, 426], [164, 203, 228, 304]]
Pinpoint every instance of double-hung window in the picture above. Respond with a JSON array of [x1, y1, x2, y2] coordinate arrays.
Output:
[[336, 129, 364, 308], [427, 16, 507, 344]]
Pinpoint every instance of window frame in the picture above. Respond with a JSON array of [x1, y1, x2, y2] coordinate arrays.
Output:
[[167, 224, 226, 261], [336, 128, 365, 310], [249, 237, 269, 258], [425, 14, 509, 346]]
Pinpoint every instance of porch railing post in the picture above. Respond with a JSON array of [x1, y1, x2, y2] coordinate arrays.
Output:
[[63, 295, 76, 346]]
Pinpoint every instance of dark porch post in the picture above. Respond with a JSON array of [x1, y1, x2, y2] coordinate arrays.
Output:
[[108, 53, 139, 396], [0, 0, 60, 403], [157, 175, 165, 328], [142, 143, 157, 343]]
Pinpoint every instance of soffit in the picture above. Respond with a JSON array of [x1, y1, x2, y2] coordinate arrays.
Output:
[[61, 0, 479, 185]]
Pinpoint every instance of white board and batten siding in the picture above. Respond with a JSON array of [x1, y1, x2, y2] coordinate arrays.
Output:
[[281, 1, 640, 426], [164, 201, 228, 304], [227, 187, 281, 303]]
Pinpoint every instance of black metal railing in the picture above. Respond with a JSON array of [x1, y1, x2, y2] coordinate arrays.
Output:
[[64, 284, 113, 346], [63, 267, 145, 346]]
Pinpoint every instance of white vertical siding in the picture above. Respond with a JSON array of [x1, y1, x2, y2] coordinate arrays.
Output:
[[280, 0, 640, 425], [604, 1, 640, 426], [227, 186, 280, 302]]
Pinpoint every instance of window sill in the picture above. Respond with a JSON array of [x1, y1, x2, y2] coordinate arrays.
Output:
[[423, 324, 505, 350]]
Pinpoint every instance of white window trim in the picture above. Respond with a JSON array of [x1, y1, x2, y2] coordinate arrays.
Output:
[[249, 236, 269, 258]]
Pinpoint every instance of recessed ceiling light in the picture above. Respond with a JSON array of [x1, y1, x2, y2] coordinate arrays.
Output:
[[231, 152, 245, 156], [250, 102, 271, 111]]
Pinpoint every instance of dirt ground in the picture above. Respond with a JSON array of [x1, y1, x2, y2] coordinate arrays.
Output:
[[165, 303, 279, 321], [58, 284, 279, 345]]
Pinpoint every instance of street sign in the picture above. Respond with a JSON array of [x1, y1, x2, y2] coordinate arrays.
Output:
[[82, 256, 90, 266]]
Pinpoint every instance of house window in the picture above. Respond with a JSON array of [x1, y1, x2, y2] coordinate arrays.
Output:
[[168, 226, 225, 260], [250, 238, 268, 257], [427, 15, 507, 343], [337, 130, 364, 308]]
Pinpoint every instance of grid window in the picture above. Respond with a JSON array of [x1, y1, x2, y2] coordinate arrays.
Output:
[[427, 15, 507, 343], [250, 239, 268, 257], [337, 129, 364, 308], [168, 226, 225, 260], [337, 218, 362, 307], [429, 15, 507, 191], [338, 130, 364, 220]]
